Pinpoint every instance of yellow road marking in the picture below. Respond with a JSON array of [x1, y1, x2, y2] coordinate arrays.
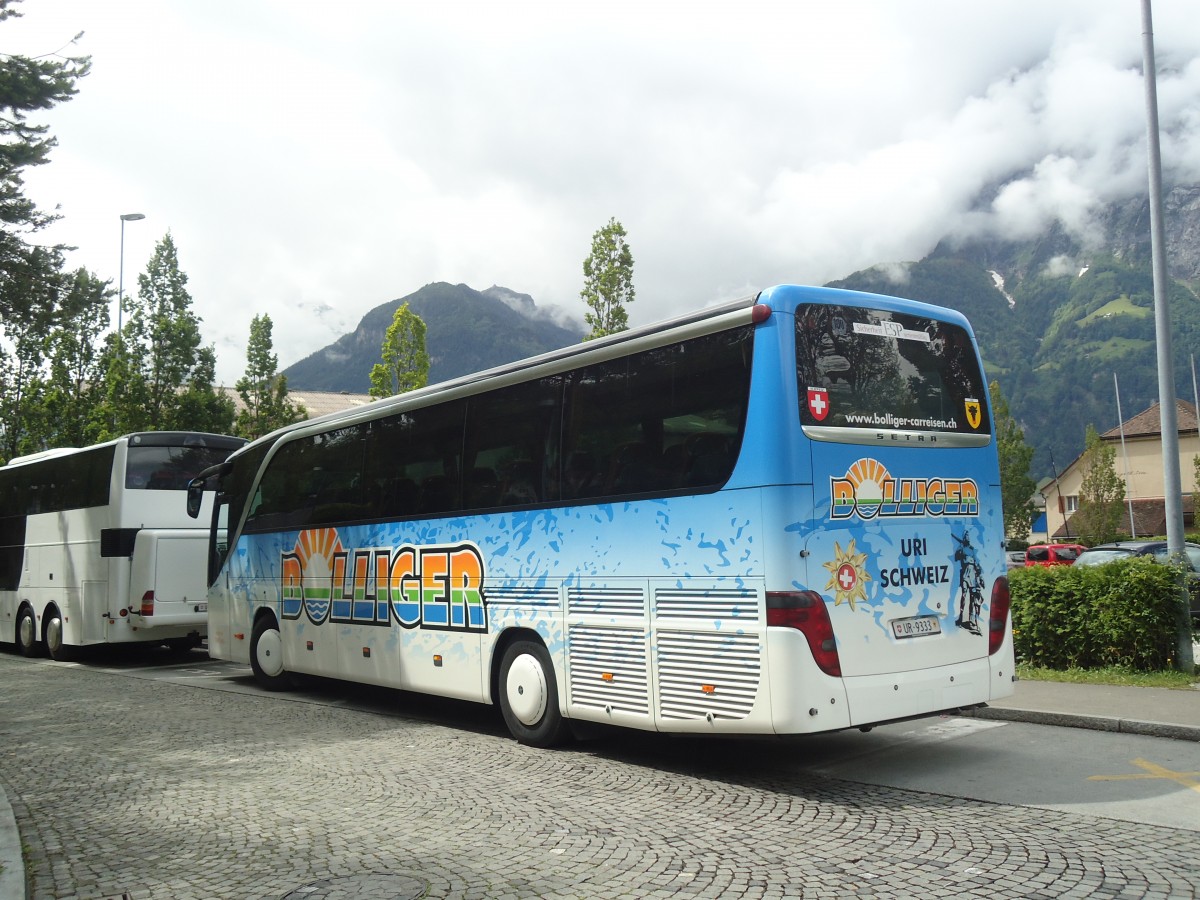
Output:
[[1088, 758, 1200, 793]]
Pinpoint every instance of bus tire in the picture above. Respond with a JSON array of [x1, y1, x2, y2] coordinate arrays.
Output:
[[498, 639, 567, 747], [44, 607, 76, 662], [16, 607, 39, 657], [250, 616, 291, 691]]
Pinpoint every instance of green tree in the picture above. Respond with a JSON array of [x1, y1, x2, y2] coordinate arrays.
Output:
[[0, 301, 44, 459], [1193, 453, 1200, 517], [369, 302, 429, 398], [0, 0, 89, 326], [173, 344, 235, 434], [580, 217, 635, 340], [989, 381, 1037, 543], [0, 246, 68, 458], [39, 269, 112, 448], [235, 313, 305, 439], [0, 3, 90, 459], [127, 233, 199, 428], [94, 332, 138, 439], [1072, 424, 1126, 545], [105, 233, 230, 432]]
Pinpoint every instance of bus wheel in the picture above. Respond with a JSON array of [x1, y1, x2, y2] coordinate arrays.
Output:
[[44, 609, 75, 662], [16, 607, 38, 657], [250, 617, 290, 691], [498, 639, 567, 747]]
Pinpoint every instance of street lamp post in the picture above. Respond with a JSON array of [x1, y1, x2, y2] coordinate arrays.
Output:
[[118, 212, 146, 334]]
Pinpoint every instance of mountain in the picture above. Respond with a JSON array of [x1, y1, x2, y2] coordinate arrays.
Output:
[[282, 189, 1200, 483], [831, 184, 1200, 480], [282, 283, 586, 393]]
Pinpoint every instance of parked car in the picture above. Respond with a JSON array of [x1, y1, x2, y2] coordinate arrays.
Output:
[[1025, 543, 1087, 567], [1006, 550, 1026, 569], [1073, 540, 1200, 622]]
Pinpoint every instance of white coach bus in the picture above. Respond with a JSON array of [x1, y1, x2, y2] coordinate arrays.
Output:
[[1, 431, 245, 659]]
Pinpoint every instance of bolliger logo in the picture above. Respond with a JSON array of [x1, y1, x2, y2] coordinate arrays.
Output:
[[830, 458, 979, 519], [280, 527, 487, 632]]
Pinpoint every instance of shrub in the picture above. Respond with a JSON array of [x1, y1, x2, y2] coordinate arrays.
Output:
[[1009, 557, 1184, 671]]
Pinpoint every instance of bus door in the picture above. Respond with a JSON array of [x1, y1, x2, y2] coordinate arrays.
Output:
[[204, 497, 233, 659], [334, 536, 400, 689]]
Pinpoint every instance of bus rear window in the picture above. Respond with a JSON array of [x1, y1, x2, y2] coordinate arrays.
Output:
[[126, 445, 240, 491], [795, 304, 990, 441]]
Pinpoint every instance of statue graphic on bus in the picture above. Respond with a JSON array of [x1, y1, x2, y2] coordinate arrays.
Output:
[[952, 532, 984, 636]]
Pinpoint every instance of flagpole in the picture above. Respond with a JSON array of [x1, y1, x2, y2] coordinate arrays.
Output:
[[1114, 373, 1136, 539], [1141, 0, 1191, 670]]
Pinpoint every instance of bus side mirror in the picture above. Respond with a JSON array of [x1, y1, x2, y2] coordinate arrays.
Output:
[[186, 477, 205, 518], [187, 460, 233, 519]]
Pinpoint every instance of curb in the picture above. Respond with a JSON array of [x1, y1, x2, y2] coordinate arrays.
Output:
[[963, 706, 1200, 742], [0, 782, 25, 900]]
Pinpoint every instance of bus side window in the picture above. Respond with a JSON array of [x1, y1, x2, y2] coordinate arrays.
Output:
[[464, 467, 500, 509], [683, 433, 731, 487], [562, 327, 752, 502], [563, 451, 599, 500], [461, 376, 561, 512], [608, 442, 657, 494], [378, 477, 418, 517], [499, 459, 538, 505], [365, 401, 466, 520], [247, 487, 265, 519]]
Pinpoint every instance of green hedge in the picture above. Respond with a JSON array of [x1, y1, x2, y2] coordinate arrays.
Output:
[[1009, 558, 1186, 671]]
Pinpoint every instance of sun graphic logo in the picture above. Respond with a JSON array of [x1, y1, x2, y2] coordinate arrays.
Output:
[[822, 538, 871, 609], [281, 527, 344, 625], [830, 458, 889, 519]]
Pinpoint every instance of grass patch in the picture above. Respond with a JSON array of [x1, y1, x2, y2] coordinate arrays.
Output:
[[1078, 295, 1149, 325], [1017, 663, 1199, 688]]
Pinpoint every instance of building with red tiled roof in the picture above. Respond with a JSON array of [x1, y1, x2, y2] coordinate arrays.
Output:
[[1040, 399, 1199, 541]]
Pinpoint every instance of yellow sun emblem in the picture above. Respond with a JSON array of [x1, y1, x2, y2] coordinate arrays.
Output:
[[822, 539, 871, 609]]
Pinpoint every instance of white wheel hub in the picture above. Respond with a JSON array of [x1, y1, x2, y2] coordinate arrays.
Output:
[[18, 613, 35, 649], [505, 653, 548, 726], [46, 616, 63, 653], [256, 629, 284, 678]]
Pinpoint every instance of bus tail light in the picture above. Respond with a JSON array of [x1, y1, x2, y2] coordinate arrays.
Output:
[[988, 577, 1010, 656], [140, 591, 155, 616], [766, 591, 841, 676]]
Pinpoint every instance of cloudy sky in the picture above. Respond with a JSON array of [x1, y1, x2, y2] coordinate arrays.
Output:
[[7, 0, 1200, 383]]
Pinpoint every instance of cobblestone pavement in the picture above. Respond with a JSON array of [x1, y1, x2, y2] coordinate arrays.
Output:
[[2, 655, 1199, 900]]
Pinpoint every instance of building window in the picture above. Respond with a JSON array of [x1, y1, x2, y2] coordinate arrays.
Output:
[[1064, 495, 1079, 514]]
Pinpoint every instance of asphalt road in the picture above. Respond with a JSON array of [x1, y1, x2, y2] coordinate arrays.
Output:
[[2, 647, 1199, 899]]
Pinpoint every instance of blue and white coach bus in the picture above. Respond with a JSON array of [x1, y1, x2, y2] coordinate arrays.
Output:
[[189, 285, 1014, 745]]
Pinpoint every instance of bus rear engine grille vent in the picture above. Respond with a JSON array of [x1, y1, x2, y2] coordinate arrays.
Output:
[[657, 631, 760, 720], [654, 588, 759, 621], [567, 587, 645, 618], [568, 625, 650, 715]]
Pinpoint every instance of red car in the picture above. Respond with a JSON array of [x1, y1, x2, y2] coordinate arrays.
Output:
[[1025, 543, 1087, 567]]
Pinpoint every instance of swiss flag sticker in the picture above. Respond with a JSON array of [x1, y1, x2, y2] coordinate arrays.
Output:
[[807, 387, 830, 421]]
